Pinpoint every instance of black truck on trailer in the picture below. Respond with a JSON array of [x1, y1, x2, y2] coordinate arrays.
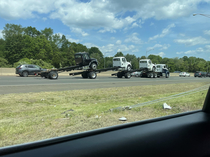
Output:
[[39, 52, 99, 79]]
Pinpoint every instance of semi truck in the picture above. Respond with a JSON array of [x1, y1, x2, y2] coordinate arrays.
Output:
[[139, 59, 169, 78]]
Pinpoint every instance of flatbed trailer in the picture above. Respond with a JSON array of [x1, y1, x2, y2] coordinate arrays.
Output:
[[38, 64, 82, 79], [69, 67, 121, 79]]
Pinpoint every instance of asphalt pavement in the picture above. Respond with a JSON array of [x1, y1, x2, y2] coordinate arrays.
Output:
[[0, 75, 209, 94]]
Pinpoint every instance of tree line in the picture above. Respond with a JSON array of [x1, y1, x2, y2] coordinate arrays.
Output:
[[0, 23, 209, 72]]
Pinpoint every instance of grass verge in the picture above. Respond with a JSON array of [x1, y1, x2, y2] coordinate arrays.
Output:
[[0, 82, 209, 147]]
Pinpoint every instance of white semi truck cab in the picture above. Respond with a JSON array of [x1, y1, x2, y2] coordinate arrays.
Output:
[[139, 59, 156, 72], [113, 57, 132, 71]]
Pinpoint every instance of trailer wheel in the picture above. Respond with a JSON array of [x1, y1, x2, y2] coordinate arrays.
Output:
[[150, 73, 153, 78], [82, 72, 88, 78], [48, 71, 58, 79], [88, 72, 97, 79], [125, 72, 131, 79], [117, 72, 122, 78], [90, 63, 97, 70], [153, 73, 157, 78]]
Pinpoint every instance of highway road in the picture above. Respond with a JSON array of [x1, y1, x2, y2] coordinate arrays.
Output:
[[0, 75, 209, 94]]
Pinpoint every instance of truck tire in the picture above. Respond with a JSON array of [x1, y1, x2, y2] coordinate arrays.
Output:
[[90, 63, 97, 70], [22, 71, 28, 77], [117, 72, 122, 78], [82, 72, 88, 78], [153, 73, 157, 78], [48, 71, 58, 79], [127, 65, 131, 71], [152, 66, 156, 72], [88, 72, 97, 79], [125, 72, 131, 79]]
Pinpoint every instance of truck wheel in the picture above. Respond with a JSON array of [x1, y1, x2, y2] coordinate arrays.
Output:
[[153, 73, 157, 78], [88, 72, 97, 79], [117, 72, 122, 78], [90, 63, 97, 70], [22, 71, 28, 77], [48, 71, 58, 79], [127, 65, 131, 71], [150, 73, 153, 78], [152, 67, 156, 72], [82, 72, 88, 78], [125, 72, 131, 79]]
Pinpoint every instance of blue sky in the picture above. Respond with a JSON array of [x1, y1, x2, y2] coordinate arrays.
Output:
[[0, 0, 210, 60]]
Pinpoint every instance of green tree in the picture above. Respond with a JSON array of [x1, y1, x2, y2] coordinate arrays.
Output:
[[125, 54, 138, 69], [0, 57, 10, 67], [24, 26, 41, 37], [88, 47, 103, 57], [0, 38, 5, 58], [114, 52, 124, 57], [2, 23, 24, 40], [41, 28, 53, 40]]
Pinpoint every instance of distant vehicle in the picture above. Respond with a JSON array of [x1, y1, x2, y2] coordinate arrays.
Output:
[[179, 72, 190, 77], [131, 71, 142, 77], [194, 71, 206, 77], [16, 64, 47, 77], [174, 71, 181, 73], [206, 73, 210, 77], [113, 57, 132, 71]]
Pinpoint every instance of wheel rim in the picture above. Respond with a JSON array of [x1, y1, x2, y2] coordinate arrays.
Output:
[[52, 73, 57, 79], [91, 73, 96, 78], [92, 64, 97, 69], [23, 72, 28, 77]]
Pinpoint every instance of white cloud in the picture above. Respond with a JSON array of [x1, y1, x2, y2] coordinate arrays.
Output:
[[179, 33, 185, 37], [147, 44, 170, 51], [131, 22, 139, 28], [0, 0, 55, 20], [149, 23, 175, 41], [84, 43, 98, 48], [98, 28, 116, 33], [176, 45, 210, 55], [174, 36, 210, 46], [71, 28, 89, 37], [151, 52, 165, 57], [0, 0, 199, 33], [0, 30, 3, 39], [42, 17, 47, 21], [124, 33, 143, 44], [204, 30, 210, 35], [116, 40, 121, 45], [150, 22, 154, 26]]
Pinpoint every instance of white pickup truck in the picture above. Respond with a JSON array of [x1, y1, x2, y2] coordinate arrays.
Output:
[[113, 57, 132, 71]]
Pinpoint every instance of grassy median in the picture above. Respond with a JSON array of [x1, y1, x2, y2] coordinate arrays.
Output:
[[0, 82, 209, 147]]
